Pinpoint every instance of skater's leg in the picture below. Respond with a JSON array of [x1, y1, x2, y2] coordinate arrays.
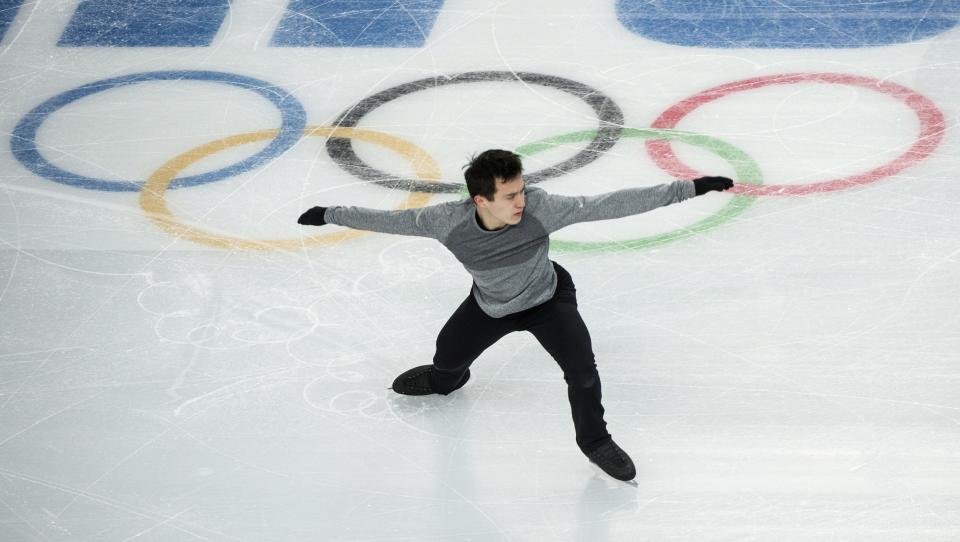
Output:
[[429, 292, 513, 393], [524, 263, 611, 452]]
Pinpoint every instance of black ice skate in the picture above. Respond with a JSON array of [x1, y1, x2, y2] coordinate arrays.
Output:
[[391, 365, 470, 396], [586, 439, 636, 481]]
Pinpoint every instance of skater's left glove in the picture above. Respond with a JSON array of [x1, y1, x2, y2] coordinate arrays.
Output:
[[298, 206, 328, 226], [692, 176, 734, 196]]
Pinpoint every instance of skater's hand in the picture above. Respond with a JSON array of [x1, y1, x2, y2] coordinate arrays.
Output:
[[298, 206, 328, 226], [692, 176, 734, 196]]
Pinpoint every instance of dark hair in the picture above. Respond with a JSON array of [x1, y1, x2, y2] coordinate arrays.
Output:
[[463, 149, 523, 201]]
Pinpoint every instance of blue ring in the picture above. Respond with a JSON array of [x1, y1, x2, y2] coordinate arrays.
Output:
[[10, 70, 307, 192]]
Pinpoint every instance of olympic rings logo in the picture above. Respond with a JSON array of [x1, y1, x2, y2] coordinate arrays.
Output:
[[10, 69, 945, 252]]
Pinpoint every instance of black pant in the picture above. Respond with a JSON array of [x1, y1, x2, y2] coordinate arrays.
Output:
[[430, 262, 611, 453]]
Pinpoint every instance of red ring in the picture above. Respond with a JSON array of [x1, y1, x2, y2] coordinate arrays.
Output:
[[646, 73, 945, 196]]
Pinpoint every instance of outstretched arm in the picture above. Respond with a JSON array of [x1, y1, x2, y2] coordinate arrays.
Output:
[[541, 176, 733, 232], [298, 204, 447, 239]]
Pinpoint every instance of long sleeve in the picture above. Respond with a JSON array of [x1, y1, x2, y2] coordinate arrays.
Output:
[[323, 201, 463, 240], [533, 180, 696, 233]]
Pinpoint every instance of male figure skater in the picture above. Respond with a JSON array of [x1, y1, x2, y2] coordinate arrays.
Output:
[[298, 149, 733, 481]]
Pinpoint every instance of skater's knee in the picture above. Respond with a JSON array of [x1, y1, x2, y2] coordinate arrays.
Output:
[[565, 365, 599, 389]]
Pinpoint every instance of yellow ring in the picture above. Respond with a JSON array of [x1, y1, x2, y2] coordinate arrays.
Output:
[[139, 126, 439, 250]]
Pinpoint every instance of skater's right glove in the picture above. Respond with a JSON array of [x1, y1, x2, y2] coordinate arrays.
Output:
[[298, 206, 328, 226], [692, 176, 734, 196]]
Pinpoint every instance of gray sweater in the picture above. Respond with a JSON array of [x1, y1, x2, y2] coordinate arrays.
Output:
[[325, 180, 696, 317]]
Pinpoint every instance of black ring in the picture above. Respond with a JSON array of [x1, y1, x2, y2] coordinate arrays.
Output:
[[326, 71, 624, 194]]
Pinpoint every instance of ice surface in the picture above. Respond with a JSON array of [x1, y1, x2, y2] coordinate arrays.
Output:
[[1, 1, 959, 540]]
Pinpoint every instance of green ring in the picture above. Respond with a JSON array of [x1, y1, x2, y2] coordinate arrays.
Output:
[[515, 128, 763, 253]]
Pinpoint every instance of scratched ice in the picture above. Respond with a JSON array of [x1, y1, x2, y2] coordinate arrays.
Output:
[[1, 1, 959, 541]]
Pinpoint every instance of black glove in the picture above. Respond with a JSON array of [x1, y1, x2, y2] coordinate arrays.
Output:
[[298, 206, 328, 226], [692, 176, 734, 196]]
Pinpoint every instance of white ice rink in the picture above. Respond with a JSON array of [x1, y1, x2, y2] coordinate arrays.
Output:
[[1, 1, 959, 540]]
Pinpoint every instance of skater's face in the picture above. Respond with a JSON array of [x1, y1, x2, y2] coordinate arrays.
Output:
[[474, 175, 526, 230]]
